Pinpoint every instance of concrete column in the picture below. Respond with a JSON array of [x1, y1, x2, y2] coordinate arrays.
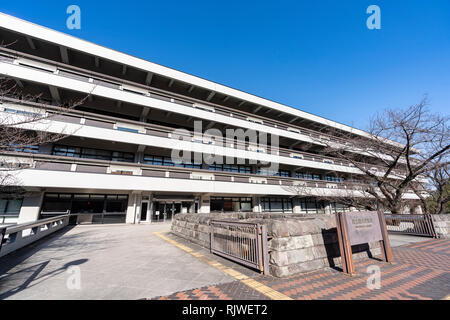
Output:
[[199, 195, 210, 214], [125, 192, 142, 224], [17, 192, 44, 224], [324, 202, 333, 215], [413, 204, 423, 214], [252, 196, 261, 213]]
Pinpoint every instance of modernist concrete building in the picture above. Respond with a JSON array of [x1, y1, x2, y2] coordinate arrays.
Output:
[[0, 13, 419, 225]]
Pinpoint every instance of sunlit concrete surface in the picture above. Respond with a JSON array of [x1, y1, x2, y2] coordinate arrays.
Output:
[[388, 234, 432, 247], [0, 223, 234, 300], [0, 222, 432, 300]]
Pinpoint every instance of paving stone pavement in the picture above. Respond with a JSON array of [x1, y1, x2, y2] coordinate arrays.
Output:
[[0, 223, 237, 300], [155, 238, 450, 300]]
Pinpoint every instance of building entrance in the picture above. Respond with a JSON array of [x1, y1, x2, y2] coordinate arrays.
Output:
[[152, 200, 193, 222]]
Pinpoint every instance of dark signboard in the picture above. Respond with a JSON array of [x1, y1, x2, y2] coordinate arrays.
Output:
[[344, 211, 383, 245], [335, 211, 393, 275]]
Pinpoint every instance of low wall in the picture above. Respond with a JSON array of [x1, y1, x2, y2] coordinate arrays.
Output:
[[432, 214, 450, 238], [171, 213, 381, 277]]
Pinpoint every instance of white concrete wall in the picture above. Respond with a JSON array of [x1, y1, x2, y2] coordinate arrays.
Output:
[[17, 192, 44, 224]]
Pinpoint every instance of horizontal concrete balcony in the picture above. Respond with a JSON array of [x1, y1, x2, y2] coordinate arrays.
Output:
[[0, 98, 404, 178], [0, 49, 392, 158], [2, 153, 419, 200]]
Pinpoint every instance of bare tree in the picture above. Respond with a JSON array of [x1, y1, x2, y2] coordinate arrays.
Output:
[[307, 98, 449, 214], [411, 164, 449, 214], [283, 181, 378, 212], [0, 76, 89, 192]]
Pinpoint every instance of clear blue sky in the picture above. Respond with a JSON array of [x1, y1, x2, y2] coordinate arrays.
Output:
[[1, 0, 449, 130]]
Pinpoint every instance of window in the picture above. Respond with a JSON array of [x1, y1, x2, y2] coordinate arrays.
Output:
[[258, 169, 290, 177], [330, 202, 350, 213], [0, 198, 23, 215], [261, 197, 293, 213], [210, 197, 252, 212], [208, 163, 251, 174], [298, 198, 325, 214], [8, 144, 39, 154], [296, 172, 321, 180], [143, 155, 201, 169], [117, 126, 139, 133], [53, 145, 134, 162], [326, 176, 343, 182]]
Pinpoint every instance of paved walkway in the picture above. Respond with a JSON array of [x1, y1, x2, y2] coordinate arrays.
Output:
[[0, 223, 239, 300], [1, 222, 448, 300], [155, 237, 450, 300]]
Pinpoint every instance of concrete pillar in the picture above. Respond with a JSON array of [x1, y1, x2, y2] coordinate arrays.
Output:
[[126, 192, 142, 224], [199, 195, 210, 213], [252, 196, 261, 213], [17, 192, 44, 224], [324, 202, 333, 215], [413, 204, 423, 214]]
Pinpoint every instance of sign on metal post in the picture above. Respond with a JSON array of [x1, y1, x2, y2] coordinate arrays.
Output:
[[335, 211, 393, 275]]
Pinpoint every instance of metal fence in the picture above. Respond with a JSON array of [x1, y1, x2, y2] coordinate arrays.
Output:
[[384, 214, 437, 238], [210, 220, 269, 275]]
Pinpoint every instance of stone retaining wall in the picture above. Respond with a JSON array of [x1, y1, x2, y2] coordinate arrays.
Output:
[[432, 214, 450, 238], [171, 213, 381, 277]]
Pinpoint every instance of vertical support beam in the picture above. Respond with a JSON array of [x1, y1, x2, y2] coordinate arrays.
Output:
[[377, 211, 393, 263], [252, 196, 261, 213], [145, 72, 153, 86], [261, 224, 269, 275], [59, 46, 69, 64], [17, 192, 44, 224], [125, 192, 141, 224], [335, 212, 354, 275], [199, 195, 210, 213]]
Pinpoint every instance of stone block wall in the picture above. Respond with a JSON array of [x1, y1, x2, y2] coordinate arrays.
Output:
[[266, 215, 381, 277], [171, 213, 381, 277], [432, 214, 450, 238]]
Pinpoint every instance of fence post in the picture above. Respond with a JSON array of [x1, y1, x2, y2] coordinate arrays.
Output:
[[260, 224, 269, 275], [427, 215, 438, 238], [210, 221, 214, 252]]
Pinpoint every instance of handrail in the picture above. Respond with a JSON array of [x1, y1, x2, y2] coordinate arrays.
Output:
[[0, 214, 69, 257], [1, 96, 396, 175], [0, 47, 355, 146], [0, 151, 373, 189], [5, 214, 70, 235], [2, 151, 416, 193]]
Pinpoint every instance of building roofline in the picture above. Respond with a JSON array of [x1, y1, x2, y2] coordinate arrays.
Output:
[[0, 12, 404, 146]]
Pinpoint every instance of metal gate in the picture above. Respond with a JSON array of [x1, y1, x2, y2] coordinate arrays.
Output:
[[210, 220, 269, 275], [384, 214, 437, 238]]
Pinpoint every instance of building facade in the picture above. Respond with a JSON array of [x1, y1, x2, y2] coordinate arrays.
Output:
[[0, 13, 419, 225]]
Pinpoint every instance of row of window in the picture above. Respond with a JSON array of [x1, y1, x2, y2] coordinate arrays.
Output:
[[42, 193, 129, 214], [19, 144, 347, 182], [210, 197, 253, 212], [261, 197, 293, 212], [53, 145, 134, 162], [142, 155, 202, 169]]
